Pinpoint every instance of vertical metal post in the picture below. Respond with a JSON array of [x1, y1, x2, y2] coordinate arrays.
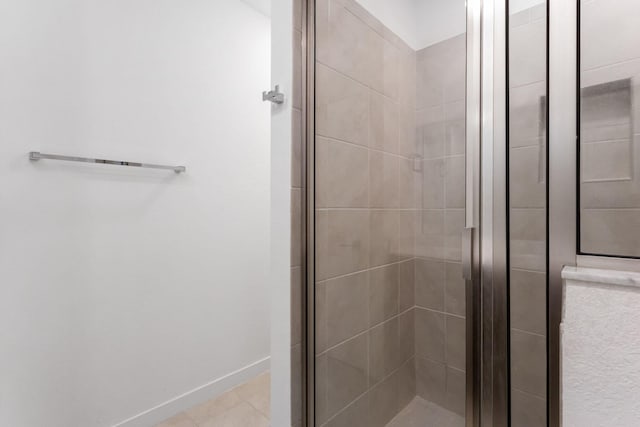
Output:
[[304, 0, 316, 425], [466, 1, 483, 426], [548, 0, 578, 426], [480, 0, 510, 425]]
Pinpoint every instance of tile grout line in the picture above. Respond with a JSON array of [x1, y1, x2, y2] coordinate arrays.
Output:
[[316, 305, 416, 357]]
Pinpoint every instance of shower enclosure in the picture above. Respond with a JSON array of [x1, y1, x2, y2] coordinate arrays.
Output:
[[297, 0, 640, 426], [305, 0, 478, 425]]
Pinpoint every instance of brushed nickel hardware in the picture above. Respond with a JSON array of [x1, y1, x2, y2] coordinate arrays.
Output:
[[29, 152, 186, 173]]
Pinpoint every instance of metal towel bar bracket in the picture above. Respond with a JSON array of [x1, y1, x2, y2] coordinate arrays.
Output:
[[262, 85, 285, 104], [29, 152, 186, 173]]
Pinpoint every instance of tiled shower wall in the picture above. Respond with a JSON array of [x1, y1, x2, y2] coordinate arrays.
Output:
[[508, 5, 548, 427], [413, 35, 467, 416], [314, 0, 418, 425], [507, 2, 640, 425], [313, 0, 467, 425], [579, 0, 640, 258]]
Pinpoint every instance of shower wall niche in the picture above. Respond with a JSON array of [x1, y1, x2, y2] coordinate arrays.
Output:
[[314, 0, 467, 425]]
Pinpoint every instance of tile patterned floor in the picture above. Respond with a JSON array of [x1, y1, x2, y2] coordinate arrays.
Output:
[[157, 375, 462, 427], [156, 372, 270, 427], [386, 397, 465, 427]]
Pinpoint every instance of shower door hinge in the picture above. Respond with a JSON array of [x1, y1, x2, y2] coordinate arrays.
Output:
[[263, 85, 285, 104]]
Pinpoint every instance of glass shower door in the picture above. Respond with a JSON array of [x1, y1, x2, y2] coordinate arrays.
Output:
[[310, 0, 474, 425], [507, 2, 549, 426], [505, 2, 640, 427]]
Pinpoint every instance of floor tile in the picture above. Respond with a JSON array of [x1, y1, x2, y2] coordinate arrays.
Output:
[[154, 412, 197, 427], [198, 402, 270, 427], [185, 390, 243, 424], [233, 372, 270, 402], [386, 397, 464, 427], [156, 372, 271, 427]]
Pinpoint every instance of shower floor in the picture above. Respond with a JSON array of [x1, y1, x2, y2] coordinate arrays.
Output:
[[386, 397, 465, 427], [157, 374, 464, 427]]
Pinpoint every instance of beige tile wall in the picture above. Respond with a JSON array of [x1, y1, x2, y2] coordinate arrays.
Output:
[[507, 2, 640, 423], [506, 3, 640, 426], [580, 0, 640, 257], [413, 34, 467, 417], [508, 5, 547, 427], [313, 0, 418, 425], [312, 0, 470, 423]]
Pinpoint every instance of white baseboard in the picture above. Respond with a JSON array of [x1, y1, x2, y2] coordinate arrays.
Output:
[[114, 356, 270, 427]]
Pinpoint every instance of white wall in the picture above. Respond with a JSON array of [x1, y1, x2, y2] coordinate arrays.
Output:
[[510, 0, 546, 14], [414, 0, 466, 49], [562, 267, 640, 427], [0, 1, 271, 426], [349, 1, 545, 53], [353, 0, 466, 50], [242, 0, 272, 17], [269, 0, 293, 425], [352, 0, 418, 48], [355, 0, 545, 51]]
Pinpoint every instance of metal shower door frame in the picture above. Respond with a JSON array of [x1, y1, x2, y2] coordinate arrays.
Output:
[[487, 1, 575, 426]]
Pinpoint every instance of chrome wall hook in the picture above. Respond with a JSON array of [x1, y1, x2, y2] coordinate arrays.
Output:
[[263, 85, 285, 104]]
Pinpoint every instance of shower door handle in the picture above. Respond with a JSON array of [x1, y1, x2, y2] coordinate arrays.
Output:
[[462, 227, 474, 281]]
